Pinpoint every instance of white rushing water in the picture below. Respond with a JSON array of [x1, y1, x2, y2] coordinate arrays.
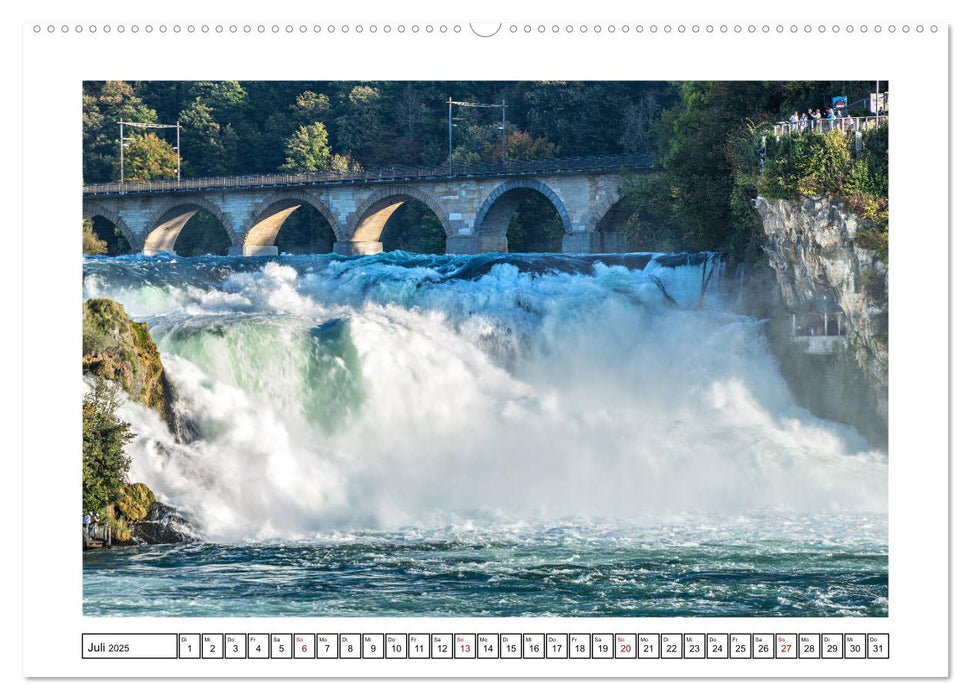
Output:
[[83, 253, 887, 540]]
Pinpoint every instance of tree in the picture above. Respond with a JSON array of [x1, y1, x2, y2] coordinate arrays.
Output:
[[329, 152, 362, 174], [452, 123, 558, 165], [121, 132, 180, 181], [187, 81, 247, 119], [178, 99, 230, 175], [498, 129, 558, 161], [291, 90, 331, 123], [280, 122, 333, 172], [518, 81, 634, 157], [82, 380, 134, 514], [82, 219, 108, 255], [619, 82, 786, 256], [334, 85, 382, 161], [389, 82, 430, 163], [619, 95, 664, 153], [83, 81, 158, 183], [396, 83, 425, 141]]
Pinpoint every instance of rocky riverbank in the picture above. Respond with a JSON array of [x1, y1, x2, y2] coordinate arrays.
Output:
[[83, 298, 194, 545], [83, 297, 177, 430], [756, 195, 889, 446]]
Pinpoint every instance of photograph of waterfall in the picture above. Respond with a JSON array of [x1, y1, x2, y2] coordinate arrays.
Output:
[[80, 80, 889, 617]]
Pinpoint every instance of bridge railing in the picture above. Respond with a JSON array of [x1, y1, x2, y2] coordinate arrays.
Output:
[[82, 153, 654, 196]]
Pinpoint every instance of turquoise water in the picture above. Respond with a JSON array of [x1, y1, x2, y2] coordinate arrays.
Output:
[[81, 253, 888, 617], [82, 517, 887, 617]]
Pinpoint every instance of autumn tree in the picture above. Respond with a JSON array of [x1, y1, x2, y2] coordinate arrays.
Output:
[[122, 132, 180, 181], [280, 122, 333, 173], [292, 90, 331, 123]]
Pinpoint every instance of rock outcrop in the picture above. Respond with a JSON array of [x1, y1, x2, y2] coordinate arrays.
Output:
[[82, 298, 194, 545], [757, 195, 888, 421], [83, 298, 176, 428], [131, 502, 195, 545]]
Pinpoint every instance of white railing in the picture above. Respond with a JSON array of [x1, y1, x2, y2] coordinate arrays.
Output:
[[773, 115, 887, 140], [791, 312, 846, 338]]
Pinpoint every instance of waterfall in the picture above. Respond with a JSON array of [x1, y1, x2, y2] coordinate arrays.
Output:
[[82, 252, 887, 540]]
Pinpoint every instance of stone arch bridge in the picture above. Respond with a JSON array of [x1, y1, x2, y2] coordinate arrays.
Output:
[[82, 155, 652, 256]]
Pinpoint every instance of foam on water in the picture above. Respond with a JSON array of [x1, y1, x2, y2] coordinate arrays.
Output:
[[82, 253, 887, 540]]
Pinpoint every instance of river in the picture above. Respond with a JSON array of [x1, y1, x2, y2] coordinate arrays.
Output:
[[81, 251, 888, 616]]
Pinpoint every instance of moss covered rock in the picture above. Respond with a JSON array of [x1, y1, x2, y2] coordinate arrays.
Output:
[[96, 483, 157, 544], [115, 482, 156, 522], [83, 298, 173, 425]]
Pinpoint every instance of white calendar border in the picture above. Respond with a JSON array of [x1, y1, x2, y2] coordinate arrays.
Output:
[[19, 4, 949, 680]]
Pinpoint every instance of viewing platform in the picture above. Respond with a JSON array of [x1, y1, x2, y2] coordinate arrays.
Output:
[[772, 115, 886, 140], [83, 522, 113, 550], [791, 312, 848, 356]]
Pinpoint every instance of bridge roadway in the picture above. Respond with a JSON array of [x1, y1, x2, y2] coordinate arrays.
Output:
[[82, 154, 652, 256]]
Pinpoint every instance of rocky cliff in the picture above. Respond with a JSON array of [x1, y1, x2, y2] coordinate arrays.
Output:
[[757, 195, 888, 426], [83, 298, 176, 428], [82, 299, 194, 544]]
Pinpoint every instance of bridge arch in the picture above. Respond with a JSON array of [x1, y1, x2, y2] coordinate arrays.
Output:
[[591, 194, 631, 253], [341, 186, 453, 255], [142, 195, 238, 255], [82, 202, 137, 253], [474, 179, 573, 252], [243, 193, 341, 255]]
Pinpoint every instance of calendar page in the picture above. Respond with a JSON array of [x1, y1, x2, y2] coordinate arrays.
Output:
[[19, 2, 950, 683]]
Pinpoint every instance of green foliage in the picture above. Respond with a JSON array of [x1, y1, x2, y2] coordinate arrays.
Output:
[[276, 206, 338, 254], [86, 217, 132, 256], [101, 508, 132, 543], [173, 209, 232, 257], [122, 132, 180, 181], [292, 90, 331, 122], [281, 122, 333, 173], [451, 124, 557, 165], [83, 81, 159, 183], [616, 81, 886, 260], [84, 80, 680, 182], [517, 81, 679, 156], [82, 219, 108, 255], [761, 130, 855, 199], [619, 173, 686, 251], [82, 380, 134, 514], [856, 222, 889, 264], [861, 269, 886, 299], [759, 121, 889, 262], [188, 81, 247, 117], [506, 191, 565, 253], [82, 298, 170, 420], [760, 123, 888, 205], [178, 99, 234, 176], [618, 82, 777, 258], [862, 122, 889, 198], [334, 85, 383, 162], [382, 202, 447, 254], [329, 153, 362, 174], [80, 80, 887, 256]]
